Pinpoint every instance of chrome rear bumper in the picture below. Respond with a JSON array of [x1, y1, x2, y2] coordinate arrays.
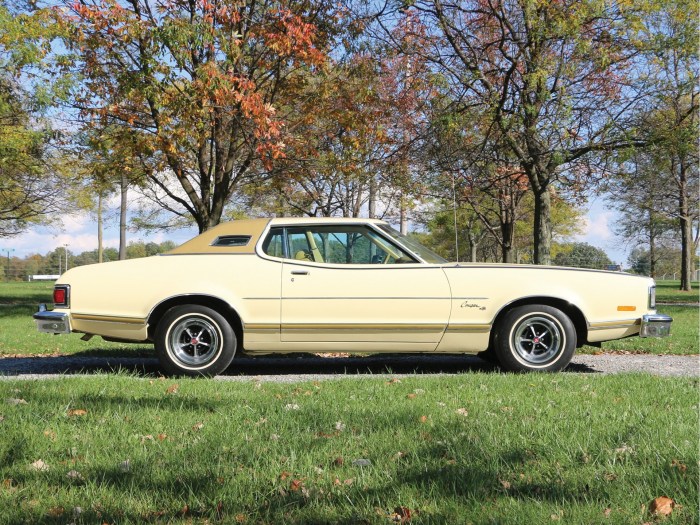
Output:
[[34, 304, 71, 334]]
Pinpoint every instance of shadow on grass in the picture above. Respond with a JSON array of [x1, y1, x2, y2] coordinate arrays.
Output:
[[0, 353, 599, 377]]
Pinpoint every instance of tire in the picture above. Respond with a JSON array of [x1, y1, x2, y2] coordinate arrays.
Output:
[[155, 305, 237, 377], [494, 305, 576, 372]]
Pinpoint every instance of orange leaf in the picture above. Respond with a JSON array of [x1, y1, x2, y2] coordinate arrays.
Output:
[[166, 384, 179, 395], [290, 479, 303, 491], [649, 496, 675, 516], [419, 415, 428, 423], [406, 393, 417, 399], [67, 409, 87, 417]]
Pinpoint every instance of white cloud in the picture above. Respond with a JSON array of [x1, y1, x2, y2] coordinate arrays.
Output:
[[579, 211, 614, 241]]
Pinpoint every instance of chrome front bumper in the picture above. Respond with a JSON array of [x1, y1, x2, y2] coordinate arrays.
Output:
[[640, 313, 673, 338], [34, 304, 71, 334]]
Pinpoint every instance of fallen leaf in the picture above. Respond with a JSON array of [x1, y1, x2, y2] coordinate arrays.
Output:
[[455, 408, 468, 416], [279, 471, 292, 481], [344, 478, 354, 486], [332, 456, 344, 467], [6, 398, 27, 405], [157, 433, 168, 441], [67, 409, 87, 417], [406, 393, 417, 399], [289, 479, 304, 492], [179, 504, 190, 516], [192, 422, 204, 431], [419, 415, 428, 423], [166, 384, 179, 395], [603, 507, 612, 518], [30, 459, 49, 472], [140, 435, 154, 443], [386, 378, 401, 384], [394, 506, 412, 523], [284, 403, 300, 410], [614, 444, 633, 454], [499, 479, 511, 490], [352, 458, 371, 467], [235, 514, 246, 523], [335, 421, 346, 431], [66, 470, 84, 481], [47, 507, 65, 518], [649, 496, 675, 516], [670, 459, 687, 473], [43, 430, 56, 441], [216, 501, 224, 520]]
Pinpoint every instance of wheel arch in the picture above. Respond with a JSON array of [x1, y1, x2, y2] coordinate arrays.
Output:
[[489, 296, 589, 348], [147, 294, 244, 346]]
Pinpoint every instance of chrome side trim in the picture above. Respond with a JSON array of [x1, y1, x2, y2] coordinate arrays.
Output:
[[72, 313, 146, 325]]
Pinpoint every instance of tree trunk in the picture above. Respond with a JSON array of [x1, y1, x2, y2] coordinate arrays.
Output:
[[368, 176, 377, 219], [648, 206, 656, 278], [532, 186, 552, 265], [399, 204, 408, 235], [119, 173, 127, 261], [97, 191, 104, 264], [501, 220, 514, 263], [679, 158, 692, 291], [469, 236, 477, 262]]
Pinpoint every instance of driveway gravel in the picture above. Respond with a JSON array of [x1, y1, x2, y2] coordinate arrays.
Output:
[[0, 353, 697, 381]]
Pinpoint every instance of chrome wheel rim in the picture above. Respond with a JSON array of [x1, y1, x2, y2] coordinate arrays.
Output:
[[168, 316, 221, 367], [512, 315, 562, 364]]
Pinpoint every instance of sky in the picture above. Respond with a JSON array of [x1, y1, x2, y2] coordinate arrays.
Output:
[[5, 197, 630, 265]]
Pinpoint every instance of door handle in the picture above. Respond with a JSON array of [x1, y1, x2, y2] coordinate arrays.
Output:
[[291, 270, 309, 276]]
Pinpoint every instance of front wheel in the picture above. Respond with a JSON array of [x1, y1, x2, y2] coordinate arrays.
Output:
[[494, 305, 576, 372], [155, 305, 237, 377]]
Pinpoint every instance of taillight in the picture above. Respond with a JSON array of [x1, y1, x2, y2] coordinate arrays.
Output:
[[53, 285, 70, 307]]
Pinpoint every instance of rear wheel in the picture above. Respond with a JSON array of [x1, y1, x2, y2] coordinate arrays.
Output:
[[155, 305, 237, 377], [494, 305, 576, 372]]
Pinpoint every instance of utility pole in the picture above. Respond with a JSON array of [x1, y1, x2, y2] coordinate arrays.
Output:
[[64, 244, 69, 272]]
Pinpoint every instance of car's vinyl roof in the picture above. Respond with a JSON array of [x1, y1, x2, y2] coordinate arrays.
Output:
[[166, 217, 389, 254]]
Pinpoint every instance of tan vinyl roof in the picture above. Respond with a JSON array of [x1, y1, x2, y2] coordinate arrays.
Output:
[[166, 219, 271, 255], [166, 217, 389, 255]]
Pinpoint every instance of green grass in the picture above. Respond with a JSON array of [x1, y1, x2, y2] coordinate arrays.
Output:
[[655, 281, 699, 304], [0, 374, 697, 524], [1, 282, 697, 357]]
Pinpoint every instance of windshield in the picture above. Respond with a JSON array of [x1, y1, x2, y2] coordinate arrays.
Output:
[[377, 224, 448, 264]]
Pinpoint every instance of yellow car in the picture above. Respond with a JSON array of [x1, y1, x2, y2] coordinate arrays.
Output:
[[34, 218, 672, 376]]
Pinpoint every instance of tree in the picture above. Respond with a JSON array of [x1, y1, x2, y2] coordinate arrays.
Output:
[[0, 4, 64, 237], [638, 0, 698, 289], [553, 242, 612, 270], [607, 151, 677, 278], [376, 0, 654, 264], [58, 0, 329, 233]]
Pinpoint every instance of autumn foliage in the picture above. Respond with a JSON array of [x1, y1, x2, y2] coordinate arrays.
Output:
[[58, 0, 328, 231]]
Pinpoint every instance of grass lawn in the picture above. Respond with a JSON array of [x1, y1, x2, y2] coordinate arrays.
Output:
[[655, 281, 699, 304], [0, 374, 697, 524]]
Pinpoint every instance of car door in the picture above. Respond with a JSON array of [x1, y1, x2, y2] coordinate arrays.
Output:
[[279, 224, 451, 349]]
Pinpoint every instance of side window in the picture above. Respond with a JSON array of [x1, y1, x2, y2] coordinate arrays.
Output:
[[263, 225, 418, 264], [287, 230, 313, 261], [262, 228, 284, 258], [306, 226, 416, 264]]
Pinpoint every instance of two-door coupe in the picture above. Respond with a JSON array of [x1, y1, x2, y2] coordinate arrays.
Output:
[[34, 218, 672, 376]]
